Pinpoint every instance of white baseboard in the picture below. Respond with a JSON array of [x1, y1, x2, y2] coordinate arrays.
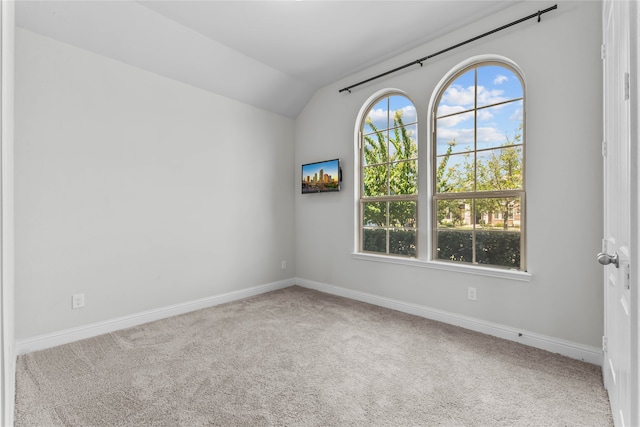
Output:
[[16, 277, 602, 366], [295, 278, 603, 365], [16, 278, 295, 355]]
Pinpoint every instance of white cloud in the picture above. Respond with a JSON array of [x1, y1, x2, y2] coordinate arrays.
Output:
[[477, 110, 494, 121], [494, 75, 508, 85], [399, 105, 417, 123], [367, 108, 387, 124], [438, 127, 475, 145], [509, 108, 523, 122], [437, 112, 473, 128], [441, 84, 506, 109], [437, 105, 466, 117], [439, 126, 506, 147], [477, 126, 506, 144], [441, 85, 475, 107], [366, 105, 417, 127], [477, 86, 506, 105]]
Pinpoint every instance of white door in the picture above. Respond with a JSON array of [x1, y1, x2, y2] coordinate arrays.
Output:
[[600, 1, 637, 426]]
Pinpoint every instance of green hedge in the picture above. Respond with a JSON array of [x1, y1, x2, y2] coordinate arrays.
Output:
[[437, 229, 520, 268], [363, 228, 520, 267], [363, 229, 416, 256]]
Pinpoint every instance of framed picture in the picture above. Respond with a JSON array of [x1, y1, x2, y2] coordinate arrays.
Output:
[[301, 159, 341, 194]]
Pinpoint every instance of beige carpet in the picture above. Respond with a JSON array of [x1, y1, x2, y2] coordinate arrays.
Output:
[[15, 286, 612, 426]]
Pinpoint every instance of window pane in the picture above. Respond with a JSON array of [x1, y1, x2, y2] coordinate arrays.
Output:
[[360, 93, 418, 259], [389, 201, 416, 228], [389, 229, 416, 256], [474, 197, 521, 230], [476, 147, 523, 191], [477, 65, 523, 108], [363, 165, 388, 197], [389, 95, 417, 125], [475, 230, 521, 268], [363, 131, 388, 166], [435, 153, 474, 193], [364, 99, 388, 133], [390, 160, 417, 195], [477, 101, 523, 151], [436, 230, 472, 263], [432, 63, 525, 270], [475, 196, 521, 267], [436, 111, 474, 156], [363, 228, 387, 253], [390, 123, 417, 161], [437, 69, 475, 113], [435, 198, 472, 262], [363, 201, 387, 227], [435, 198, 472, 228]]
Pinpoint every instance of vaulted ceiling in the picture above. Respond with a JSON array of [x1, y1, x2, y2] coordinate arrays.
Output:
[[16, 1, 521, 118]]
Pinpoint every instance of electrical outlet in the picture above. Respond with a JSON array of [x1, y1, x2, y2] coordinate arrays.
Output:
[[72, 293, 85, 309], [467, 287, 477, 301], [281, 260, 287, 270]]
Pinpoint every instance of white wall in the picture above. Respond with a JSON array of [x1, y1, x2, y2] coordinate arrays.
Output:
[[15, 28, 296, 340], [295, 1, 604, 348]]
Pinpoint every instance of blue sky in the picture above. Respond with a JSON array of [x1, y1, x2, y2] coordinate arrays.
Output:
[[363, 95, 417, 134], [436, 65, 523, 156], [360, 66, 523, 171]]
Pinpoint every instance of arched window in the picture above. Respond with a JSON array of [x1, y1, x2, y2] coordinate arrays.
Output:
[[432, 60, 525, 270], [359, 93, 418, 257]]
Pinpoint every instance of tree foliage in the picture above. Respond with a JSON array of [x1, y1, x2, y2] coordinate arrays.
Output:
[[363, 110, 417, 229], [435, 123, 523, 268], [436, 123, 523, 230]]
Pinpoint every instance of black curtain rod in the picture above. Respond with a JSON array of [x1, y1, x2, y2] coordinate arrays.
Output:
[[339, 4, 558, 94]]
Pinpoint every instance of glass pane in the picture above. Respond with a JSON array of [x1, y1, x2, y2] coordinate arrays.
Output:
[[477, 100, 523, 151], [364, 98, 388, 133], [363, 228, 387, 253], [435, 111, 474, 156], [436, 229, 472, 263], [390, 123, 417, 161], [435, 198, 472, 228], [437, 69, 475, 114], [474, 197, 521, 230], [435, 197, 473, 263], [363, 165, 388, 197], [363, 131, 388, 166], [389, 95, 417, 125], [435, 153, 474, 193], [390, 160, 417, 195], [363, 202, 387, 227], [476, 147, 523, 191], [475, 196, 522, 268], [389, 229, 416, 257], [389, 201, 416, 228], [477, 65, 523, 108], [475, 230, 521, 268]]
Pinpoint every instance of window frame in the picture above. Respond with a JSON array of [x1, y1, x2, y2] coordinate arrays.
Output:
[[431, 59, 527, 271], [358, 91, 419, 257]]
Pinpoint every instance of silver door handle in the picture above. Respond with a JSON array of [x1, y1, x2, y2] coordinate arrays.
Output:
[[597, 251, 619, 268]]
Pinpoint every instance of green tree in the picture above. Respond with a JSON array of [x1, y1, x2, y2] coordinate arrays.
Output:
[[475, 124, 523, 230], [363, 110, 417, 228], [435, 124, 523, 230], [435, 140, 471, 226]]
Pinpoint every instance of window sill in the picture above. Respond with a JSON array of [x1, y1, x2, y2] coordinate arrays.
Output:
[[351, 253, 533, 282]]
